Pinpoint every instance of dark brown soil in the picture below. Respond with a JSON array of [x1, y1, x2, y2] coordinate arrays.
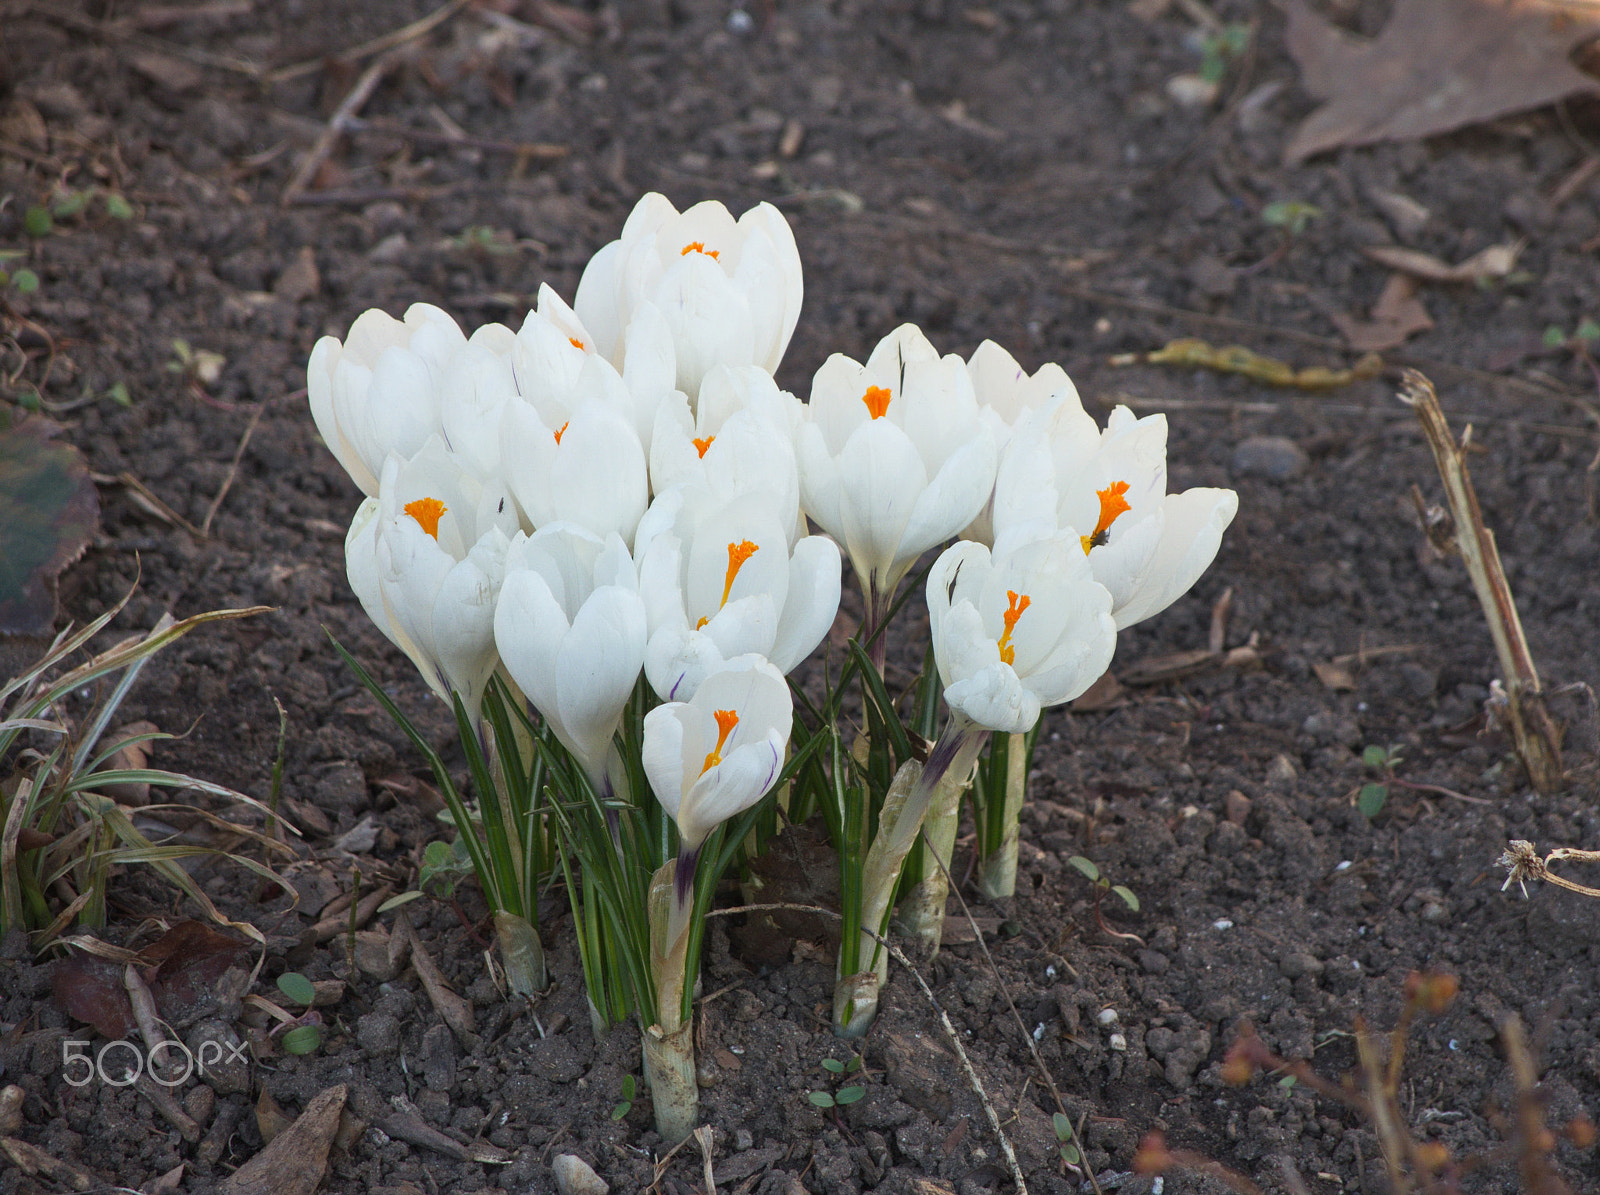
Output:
[[3, 1, 1599, 1193]]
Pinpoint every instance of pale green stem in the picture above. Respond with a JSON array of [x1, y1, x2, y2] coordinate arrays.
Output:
[[833, 714, 990, 1037], [646, 855, 699, 1142], [976, 732, 1029, 899], [895, 757, 973, 957]]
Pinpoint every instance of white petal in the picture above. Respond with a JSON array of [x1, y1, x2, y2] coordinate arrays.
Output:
[[768, 536, 842, 673], [554, 585, 647, 774], [1113, 488, 1238, 629]]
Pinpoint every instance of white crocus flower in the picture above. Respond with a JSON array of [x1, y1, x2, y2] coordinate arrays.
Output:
[[635, 484, 841, 701], [574, 193, 803, 401], [650, 365, 804, 527], [309, 303, 467, 496], [963, 341, 1081, 544], [345, 439, 518, 719], [993, 396, 1239, 629], [927, 529, 1117, 735], [795, 323, 997, 627], [642, 655, 792, 851], [498, 355, 650, 546], [493, 523, 647, 787]]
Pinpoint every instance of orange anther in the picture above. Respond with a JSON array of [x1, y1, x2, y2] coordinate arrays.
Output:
[[681, 241, 720, 260], [996, 590, 1030, 666], [693, 435, 715, 458], [862, 385, 892, 419], [569, 336, 586, 351], [403, 497, 447, 540], [1081, 480, 1132, 554], [720, 540, 759, 608], [700, 707, 740, 774], [554, 421, 570, 444]]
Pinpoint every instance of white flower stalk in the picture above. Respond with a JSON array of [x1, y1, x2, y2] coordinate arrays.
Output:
[[492, 523, 647, 788], [641, 654, 792, 1138], [650, 364, 804, 525], [635, 484, 840, 702], [575, 193, 803, 401], [835, 528, 1118, 1035], [963, 340, 1081, 544], [345, 439, 517, 720], [309, 303, 467, 496], [994, 397, 1239, 629], [796, 323, 997, 643]]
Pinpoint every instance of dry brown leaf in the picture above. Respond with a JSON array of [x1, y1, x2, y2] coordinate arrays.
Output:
[[1283, 0, 1600, 163], [1313, 660, 1358, 690], [1330, 273, 1435, 351], [1362, 241, 1522, 283], [224, 1085, 346, 1195]]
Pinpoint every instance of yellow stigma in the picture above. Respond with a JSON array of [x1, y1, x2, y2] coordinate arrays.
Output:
[[568, 336, 586, 351], [862, 385, 892, 419], [681, 241, 720, 260], [403, 497, 447, 540], [693, 435, 715, 458], [554, 420, 570, 444], [997, 590, 1030, 666], [700, 708, 739, 775], [1081, 480, 1131, 554]]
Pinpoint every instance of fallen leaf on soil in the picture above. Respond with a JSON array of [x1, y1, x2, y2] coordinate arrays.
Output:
[[222, 1084, 346, 1195], [1330, 273, 1434, 351], [1313, 660, 1358, 691], [1069, 670, 1125, 711], [256, 1089, 293, 1146], [52, 922, 250, 1039], [1283, 0, 1600, 163], [1362, 241, 1523, 283], [0, 418, 100, 635]]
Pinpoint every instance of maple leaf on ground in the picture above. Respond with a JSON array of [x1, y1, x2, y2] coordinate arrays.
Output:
[[1282, 0, 1600, 163]]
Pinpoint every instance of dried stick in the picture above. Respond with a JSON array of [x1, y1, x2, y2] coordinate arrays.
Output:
[[1399, 370, 1564, 793], [1500, 840, 1600, 899], [264, 0, 471, 84], [200, 402, 265, 536], [281, 50, 403, 206]]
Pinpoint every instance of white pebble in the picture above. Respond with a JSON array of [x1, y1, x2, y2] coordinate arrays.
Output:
[[1213, 919, 1234, 930], [1096, 1008, 1119, 1026], [1109, 1033, 1127, 1052]]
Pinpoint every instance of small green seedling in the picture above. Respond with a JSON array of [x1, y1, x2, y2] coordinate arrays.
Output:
[[23, 206, 52, 237], [166, 339, 226, 389], [1052, 1111, 1082, 1167], [419, 836, 476, 899], [1067, 855, 1142, 943], [1260, 200, 1323, 239], [448, 225, 520, 256], [808, 1054, 866, 1108], [275, 972, 324, 1055], [1198, 23, 1252, 84], [611, 1073, 637, 1121], [1358, 744, 1404, 819]]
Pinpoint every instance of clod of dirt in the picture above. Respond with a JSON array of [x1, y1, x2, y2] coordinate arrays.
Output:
[[1230, 435, 1309, 481], [221, 1083, 346, 1195]]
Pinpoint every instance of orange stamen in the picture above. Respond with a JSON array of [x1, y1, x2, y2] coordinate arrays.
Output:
[[569, 336, 586, 351], [1080, 480, 1132, 554], [681, 241, 720, 260], [403, 497, 447, 540], [693, 435, 715, 458], [862, 385, 892, 419], [997, 590, 1030, 667], [700, 708, 740, 774], [554, 421, 570, 444], [720, 540, 759, 608]]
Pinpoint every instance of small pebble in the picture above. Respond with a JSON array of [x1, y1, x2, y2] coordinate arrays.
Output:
[[552, 1153, 609, 1195], [1096, 1008, 1119, 1026], [1213, 919, 1234, 931], [1231, 435, 1308, 480], [1108, 1033, 1127, 1052]]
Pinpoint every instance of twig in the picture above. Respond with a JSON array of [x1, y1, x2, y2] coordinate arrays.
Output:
[[264, 0, 471, 84], [107, 471, 206, 539], [199, 402, 265, 536], [927, 835, 1105, 1195], [705, 902, 1028, 1192], [281, 50, 403, 206], [1399, 370, 1564, 793], [694, 1126, 717, 1195], [340, 115, 569, 160]]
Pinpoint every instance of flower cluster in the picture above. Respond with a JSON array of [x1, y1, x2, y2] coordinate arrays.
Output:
[[311, 192, 1237, 1131]]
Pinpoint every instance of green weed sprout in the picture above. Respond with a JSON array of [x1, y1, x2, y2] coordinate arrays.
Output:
[[611, 1073, 637, 1121], [807, 1054, 866, 1109]]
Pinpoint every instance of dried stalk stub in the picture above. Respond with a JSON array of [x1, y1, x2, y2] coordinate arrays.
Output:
[[1399, 369, 1563, 793]]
